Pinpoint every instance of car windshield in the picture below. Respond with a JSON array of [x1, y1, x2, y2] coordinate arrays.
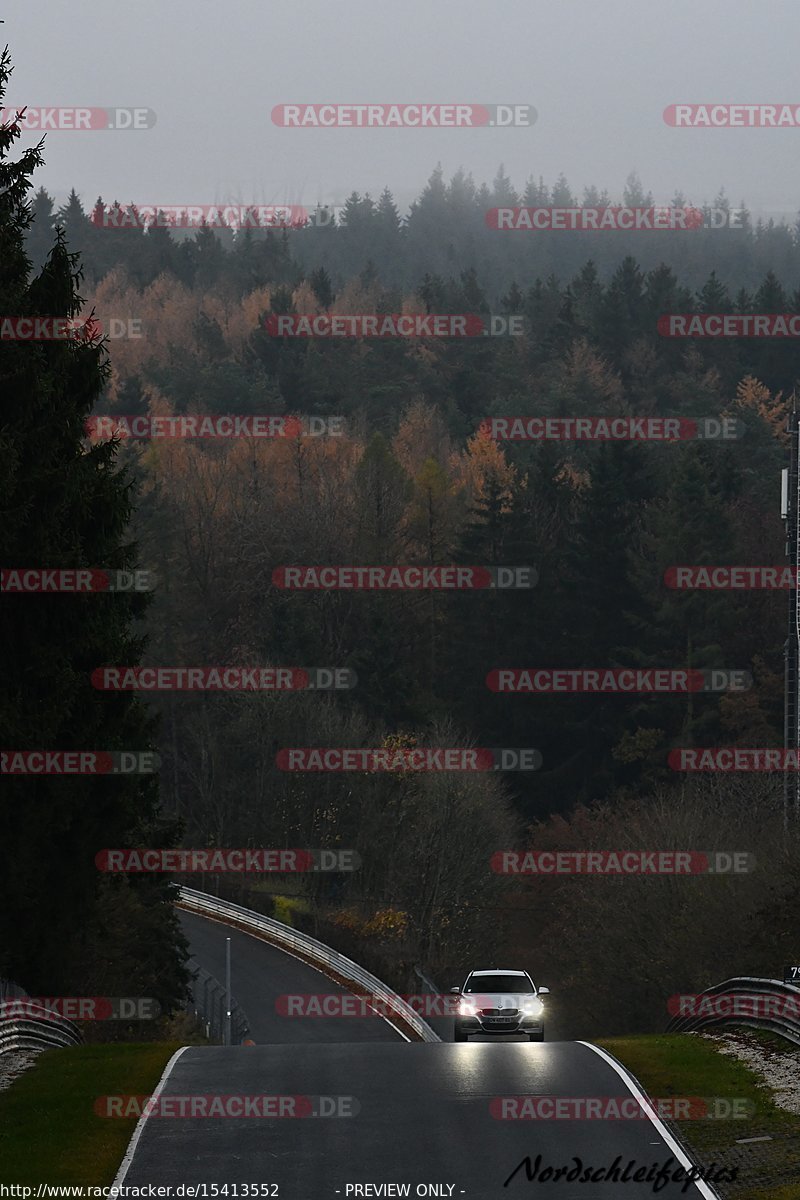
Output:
[[464, 974, 534, 994]]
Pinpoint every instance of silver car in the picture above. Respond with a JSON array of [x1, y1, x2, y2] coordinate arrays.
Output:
[[451, 969, 549, 1041]]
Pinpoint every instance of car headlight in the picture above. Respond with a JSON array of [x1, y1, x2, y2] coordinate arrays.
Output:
[[458, 1000, 477, 1016], [522, 998, 544, 1016]]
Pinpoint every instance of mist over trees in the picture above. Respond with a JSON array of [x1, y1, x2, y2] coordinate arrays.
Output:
[[26, 168, 800, 299]]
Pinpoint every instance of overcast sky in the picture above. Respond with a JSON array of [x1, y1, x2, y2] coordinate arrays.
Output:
[[4, 0, 799, 219]]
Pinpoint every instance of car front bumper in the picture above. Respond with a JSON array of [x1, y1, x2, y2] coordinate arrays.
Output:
[[455, 1015, 543, 1035]]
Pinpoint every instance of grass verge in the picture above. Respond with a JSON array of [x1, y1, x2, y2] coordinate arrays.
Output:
[[0, 1042, 181, 1185], [597, 1033, 800, 1199]]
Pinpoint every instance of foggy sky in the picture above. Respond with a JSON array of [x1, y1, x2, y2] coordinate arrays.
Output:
[[4, 0, 799, 219]]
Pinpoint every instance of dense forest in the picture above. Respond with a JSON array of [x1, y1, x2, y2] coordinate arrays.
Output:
[[4, 123, 798, 1031]]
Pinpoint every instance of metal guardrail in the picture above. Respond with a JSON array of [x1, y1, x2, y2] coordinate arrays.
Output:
[[177, 886, 441, 1043], [0, 1012, 83, 1054], [0, 981, 83, 1054], [666, 977, 800, 1048], [186, 956, 250, 1045]]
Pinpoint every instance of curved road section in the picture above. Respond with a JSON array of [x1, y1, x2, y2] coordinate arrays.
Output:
[[180, 910, 406, 1044], [114, 912, 721, 1196]]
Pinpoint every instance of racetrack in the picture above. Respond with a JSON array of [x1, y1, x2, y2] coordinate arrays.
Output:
[[117, 1040, 719, 1196], [116, 913, 722, 1197]]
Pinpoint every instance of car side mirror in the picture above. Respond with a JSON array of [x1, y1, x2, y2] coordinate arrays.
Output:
[[537, 987, 550, 995], [449, 986, 461, 994]]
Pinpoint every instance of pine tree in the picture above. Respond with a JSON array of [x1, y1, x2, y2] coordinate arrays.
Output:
[[24, 185, 55, 272], [551, 173, 574, 207], [141, 213, 179, 284], [375, 186, 403, 264], [638, 446, 740, 754], [490, 165, 519, 206], [697, 271, 732, 312], [0, 48, 187, 1003], [308, 265, 334, 308], [596, 256, 646, 364], [622, 171, 653, 208], [55, 188, 96, 276], [547, 442, 654, 802], [522, 176, 549, 206]]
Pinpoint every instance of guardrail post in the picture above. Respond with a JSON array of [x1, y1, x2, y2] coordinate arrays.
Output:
[[225, 937, 232, 1047]]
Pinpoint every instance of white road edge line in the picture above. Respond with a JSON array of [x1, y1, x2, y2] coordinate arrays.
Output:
[[578, 1042, 723, 1200], [111, 1045, 191, 1190], [183, 907, 413, 1043]]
